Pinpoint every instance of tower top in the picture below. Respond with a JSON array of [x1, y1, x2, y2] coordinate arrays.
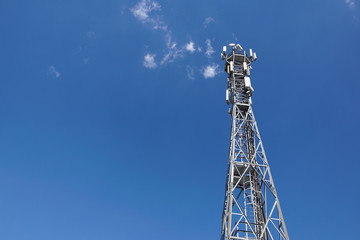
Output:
[[221, 43, 257, 64], [222, 43, 257, 107]]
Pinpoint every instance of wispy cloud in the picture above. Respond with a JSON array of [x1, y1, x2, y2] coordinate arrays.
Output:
[[49, 66, 60, 78], [203, 17, 214, 28], [186, 41, 195, 53], [130, 0, 167, 30], [160, 32, 184, 65], [205, 39, 215, 57], [345, 0, 356, 9], [130, 1, 183, 66], [165, 32, 176, 49], [131, 0, 219, 79], [144, 53, 157, 68], [202, 64, 220, 79], [186, 65, 195, 80]]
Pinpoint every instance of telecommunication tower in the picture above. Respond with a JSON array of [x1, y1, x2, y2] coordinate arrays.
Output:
[[220, 43, 289, 240]]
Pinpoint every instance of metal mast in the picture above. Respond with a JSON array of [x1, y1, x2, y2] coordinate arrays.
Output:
[[220, 43, 289, 240]]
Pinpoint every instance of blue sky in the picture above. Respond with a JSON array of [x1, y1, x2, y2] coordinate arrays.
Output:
[[0, 0, 359, 239]]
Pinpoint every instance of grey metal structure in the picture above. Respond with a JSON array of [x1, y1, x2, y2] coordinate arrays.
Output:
[[220, 44, 289, 240]]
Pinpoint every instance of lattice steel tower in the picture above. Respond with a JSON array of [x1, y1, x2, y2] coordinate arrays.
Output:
[[220, 43, 289, 240]]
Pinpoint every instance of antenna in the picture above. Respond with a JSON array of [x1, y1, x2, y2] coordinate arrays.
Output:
[[253, 52, 257, 61]]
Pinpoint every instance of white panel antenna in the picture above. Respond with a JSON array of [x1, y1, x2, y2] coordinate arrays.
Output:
[[230, 61, 234, 72], [253, 52, 257, 61], [226, 89, 230, 104], [243, 62, 248, 71], [244, 76, 251, 88]]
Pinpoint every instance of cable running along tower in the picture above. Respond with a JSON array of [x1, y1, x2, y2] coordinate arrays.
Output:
[[220, 43, 289, 240]]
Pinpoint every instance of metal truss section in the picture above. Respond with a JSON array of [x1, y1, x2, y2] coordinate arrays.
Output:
[[220, 44, 289, 240]]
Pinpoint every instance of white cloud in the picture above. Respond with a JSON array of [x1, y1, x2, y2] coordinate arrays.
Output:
[[131, 0, 214, 78], [186, 65, 195, 80], [144, 53, 157, 68], [83, 58, 90, 64], [131, 1, 178, 65], [160, 48, 183, 65], [131, 0, 160, 21], [165, 32, 176, 49], [186, 41, 195, 53], [202, 64, 220, 79], [203, 17, 214, 28], [160, 32, 184, 65], [345, 0, 356, 9], [205, 39, 215, 57], [130, 0, 167, 30], [49, 66, 60, 78]]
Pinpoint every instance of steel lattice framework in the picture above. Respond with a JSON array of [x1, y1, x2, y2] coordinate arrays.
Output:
[[220, 44, 289, 240]]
